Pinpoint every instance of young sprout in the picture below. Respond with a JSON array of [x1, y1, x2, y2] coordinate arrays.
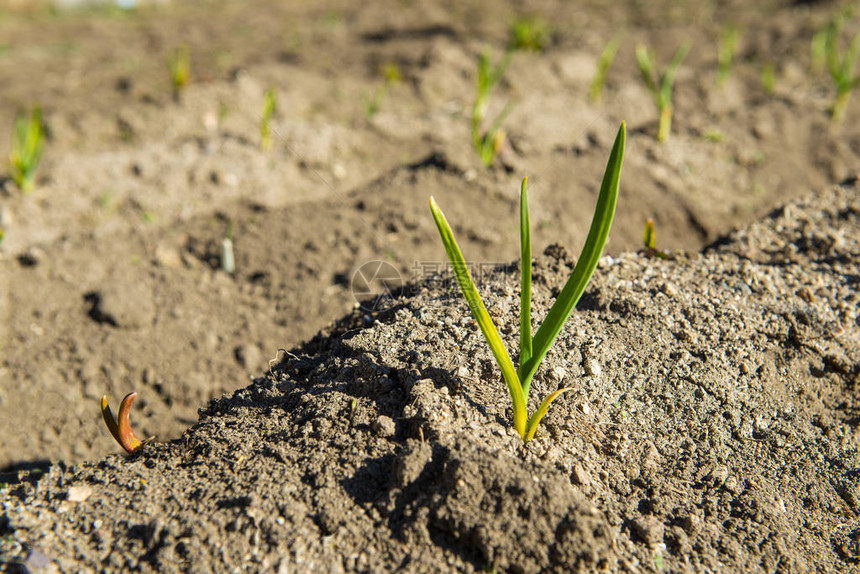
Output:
[[717, 25, 739, 86], [641, 218, 672, 260], [636, 43, 690, 142], [9, 107, 45, 194], [589, 34, 623, 103], [508, 17, 549, 52], [823, 19, 860, 123], [761, 61, 776, 95], [168, 46, 191, 101], [361, 62, 401, 119], [472, 47, 512, 167], [811, 27, 828, 76], [100, 392, 147, 454], [429, 122, 625, 442], [260, 88, 277, 151]]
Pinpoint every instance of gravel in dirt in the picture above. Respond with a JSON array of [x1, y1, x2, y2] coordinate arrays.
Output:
[[1, 181, 858, 571]]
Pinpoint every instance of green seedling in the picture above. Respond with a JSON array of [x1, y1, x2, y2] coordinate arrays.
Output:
[[761, 61, 776, 95], [823, 19, 860, 123], [168, 46, 190, 100], [429, 122, 625, 442], [717, 25, 739, 86], [811, 27, 828, 76], [472, 48, 512, 166], [508, 17, 549, 52], [636, 43, 690, 142], [589, 34, 623, 103], [9, 107, 44, 194], [260, 88, 277, 151], [361, 62, 402, 119], [362, 85, 386, 118], [101, 392, 148, 454], [641, 218, 671, 260]]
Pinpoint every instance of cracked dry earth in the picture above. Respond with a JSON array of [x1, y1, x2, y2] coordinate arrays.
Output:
[[1, 181, 858, 572]]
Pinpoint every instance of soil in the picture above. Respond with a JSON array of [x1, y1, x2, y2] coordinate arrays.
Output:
[[1, 0, 860, 571]]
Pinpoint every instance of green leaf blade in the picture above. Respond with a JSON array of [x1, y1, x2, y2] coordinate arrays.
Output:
[[519, 177, 532, 388], [520, 121, 625, 394], [525, 386, 572, 442], [429, 197, 527, 437]]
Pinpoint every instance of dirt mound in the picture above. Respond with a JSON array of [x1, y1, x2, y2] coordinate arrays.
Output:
[[2, 181, 858, 572]]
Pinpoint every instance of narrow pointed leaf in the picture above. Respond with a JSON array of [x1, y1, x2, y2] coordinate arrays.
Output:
[[520, 122, 625, 392], [100, 395, 122, 444], [635, 47, 658, 104], [429, 197, 527, 437], [661, 44, 690, 107], [643, 219, 656, 250], [525, 386, 572, 442], [117, 392, 143, 454], [519, 177, 532, 385]]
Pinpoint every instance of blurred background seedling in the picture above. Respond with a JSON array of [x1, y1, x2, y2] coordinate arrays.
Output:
[[704, 128, 725, 143], [590, 34, 623, 103], [168, 45, 190, 101], [811, 27, 828, 76], [823, 18, 860, 123], [641, 219, 672, 259], [636, 43, 690, 142], [508, 16, 549, 52], [472, 47, 512, 166], [260, 88, 277, 151], [761, 61, 776, 95], [361, 62, 402, 119], [9, 106, 44, 194], [717, 24, 739, 86]]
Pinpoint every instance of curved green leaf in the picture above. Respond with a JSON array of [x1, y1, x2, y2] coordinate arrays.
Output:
[[429, 197, 527, 437], [525, 386, 572, 442], [520, 121, 625, 394]]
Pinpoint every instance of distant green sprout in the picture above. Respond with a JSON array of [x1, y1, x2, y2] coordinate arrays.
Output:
[[589, 34, 623, 103], [761, 61, 776, 95], [636, 43, 690, 142], [362, 86, 385, 118], [9, 107, 44, 194], [429, 122, 625, 442], [101, 392, 148, 454], [472, 48, 512, 166], [641, 218, 671, 260], [704, 128, 725, 142], [168, 46, 190, 100], [260, 88, 277, 151], [717, 25, 739, 86], [508, 17, 549, 52], [811, 27, 828, 76], [361, 62, 402, 119], [823, 19, 860, 123]]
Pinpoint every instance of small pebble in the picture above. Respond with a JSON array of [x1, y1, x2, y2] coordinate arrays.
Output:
[[571, 463, 591, 487], [681, 513, 700, 534], [584, 358, 602, 377], [630, 516, 663, 546], [373, 415, 396, 438], [66, 485, 93, 503]]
